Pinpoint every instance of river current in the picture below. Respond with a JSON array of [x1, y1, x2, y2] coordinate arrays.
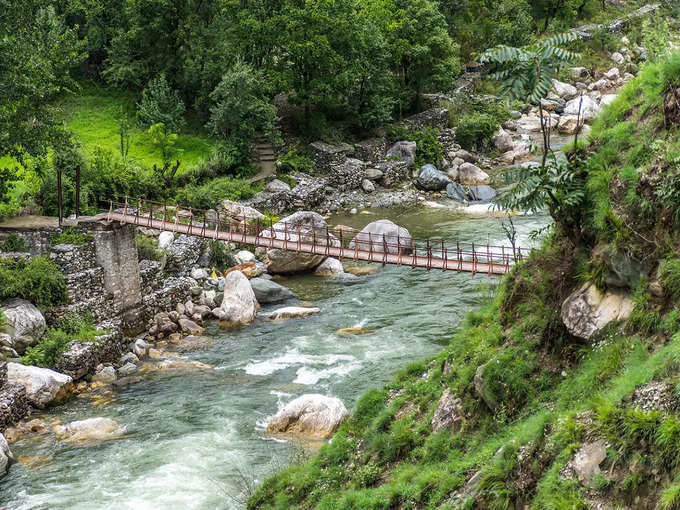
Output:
[[1, 207, 549, 509]]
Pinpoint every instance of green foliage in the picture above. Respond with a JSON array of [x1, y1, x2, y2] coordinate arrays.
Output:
[[0, 309, 5, 330], [207, 62, 279, 144], [137, 234, 161, 262], [0, 234, 28, 253], [51, 228, 93, 246], [660, 481, 680, 510], [22, 313, 101, 368], [207, 241, 236, 271], [147, 123, 181, 165], [387, 126, 442, 167], [660, 258, 680, 303], [137, 75, 186, 132], [455, 112, 502, 152], [277, 148, 314, 174], [174, 177, 261, 210], [0, 257, 68, 309], [627, 282, 662, 335]]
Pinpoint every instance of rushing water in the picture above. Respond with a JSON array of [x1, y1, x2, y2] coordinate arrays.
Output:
[[1, 208, 549, 510]]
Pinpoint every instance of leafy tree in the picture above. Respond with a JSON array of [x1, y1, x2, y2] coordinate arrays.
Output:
[[0, 3, 85, 160], [137, 75, 186, 131], [147, 123, 181, 164], [207, 62, 280, 143]]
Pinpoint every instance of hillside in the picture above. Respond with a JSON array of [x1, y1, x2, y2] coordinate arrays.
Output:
[[248, 52, 680, 510]]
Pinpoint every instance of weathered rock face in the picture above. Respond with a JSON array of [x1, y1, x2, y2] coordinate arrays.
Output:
[[163, 235, 205, 275], [55, 329, 125, 380], [557, 115, 582, 135], [314, 258, 344, 277], [260, 211, 339, 274], [54, 417, 124, 443], [377, 160, 409, 187], [0, 384, 30, 430], [266, 179, 291, 193], [467, 185, 497, 203], [220, 270, 259, 326], [386, 141, 417, 167], [328, 158, 366, 191], [219, 199, 265, 221], [309, 141, 349, 172], [0, 298, 46, 355], [249, 278, 295, 304], [457, 163, 490, 185], [415, 164, 451, 191], [561, 283, 633, 340], [6, 363, 72, 409], [431, 388, 464, 433], [266, 394, 349, 439], [492, 129, 514, 153], [158, 231, 175, 250], [552, 79, 578, 99], [565, 439, 607, 484], [446, 183, 468, 202], [267, 307, 321, 320], [0, 433, 13, 478], [348, 220, 413, 255]]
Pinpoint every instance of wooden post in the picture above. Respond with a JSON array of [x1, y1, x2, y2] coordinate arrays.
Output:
[[397, 235, 401, 265], [57, 169, 63, 226], [426, 239, 431, 271], [382, 234, 387, 266], [441, 241, 445, 271]]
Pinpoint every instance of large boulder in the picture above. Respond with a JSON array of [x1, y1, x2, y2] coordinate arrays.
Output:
[[54, 417, 124, 443], [564, 95, 602, 121], [557, 115, 582, 135], [266, 394, 349, 439], [492, 129, 514, 153], [565, 440, 607, 484], [386, 141, 417, 167], [218, 199, 265, 221], [0, 433, 13, 478], [259, 211, 339, 274], [467, 185, 497, 203], [314, 258, 344, 277], [348, 219, 413, 255], [1, 298, 46, 354], [446, 183, 468, 202], [561, 283, 633, 340], [220, 270, 259, 326], [431, 388, 464, 433], [6, 363, 72, 408], [457, 163, 490, 185], [552, 79, 578, 99], [158, 231, 175, 250], [250, 278, 296, 304], [415, 164, 451, 191]]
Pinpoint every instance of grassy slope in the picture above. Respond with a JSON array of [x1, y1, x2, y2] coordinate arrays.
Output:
[[59, 85, 218, 170], [249, 54, 680, 510]]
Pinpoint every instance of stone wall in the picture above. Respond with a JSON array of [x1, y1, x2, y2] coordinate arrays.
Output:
[[0, 385, 30, 431], [0, 229, 57, 257]]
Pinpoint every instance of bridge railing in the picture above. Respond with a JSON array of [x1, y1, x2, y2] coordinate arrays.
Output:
[[106, 197, 531, 274]]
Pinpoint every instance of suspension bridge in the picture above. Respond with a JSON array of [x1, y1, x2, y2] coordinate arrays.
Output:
[[106, 198, 530, 276]]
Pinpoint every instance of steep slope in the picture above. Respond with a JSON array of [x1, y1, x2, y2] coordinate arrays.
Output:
[[249, 52, 680, 510]]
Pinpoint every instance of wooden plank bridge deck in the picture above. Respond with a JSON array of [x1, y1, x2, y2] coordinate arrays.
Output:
[[107, 199, 529, 276]]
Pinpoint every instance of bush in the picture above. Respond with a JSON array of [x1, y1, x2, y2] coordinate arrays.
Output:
[[137, 75, 186, 132], [0, 257, 68, 308], [660, 257, 680, 302], [0, 233, 28, 252], [137, 234, 161, 261], [455, 112, 501, 152], [277, 148, 314, 174], [0, 309, 5, 329], [207, 240, 236, 271], [22, 313, 101, 368], [51, 228, 93, 246], [174, 177, 262, 210], [387, 126, 442, 167]]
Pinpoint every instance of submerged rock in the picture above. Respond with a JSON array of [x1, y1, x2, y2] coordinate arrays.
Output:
[[267, 307, 321, 321], [561, 283, 633, 340], [7, 363, 72, 408], [220, 270, 259, 327], [249, 278, 295, 304], [266, 394, 349, 439], [54, 417, 124, 443]]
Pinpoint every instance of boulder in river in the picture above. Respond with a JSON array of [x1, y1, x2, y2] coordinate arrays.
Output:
[[467, 185, 497, 203], [259, 211, 340, 274], [1, 298, 46, 355], [348, 219, 413, 255], [54, 417, 124, 443], [7, 363, 72, 408], [457, 163, 490, 185], [561, 283, 633, 340], [314, 258, 344, 277], [0, 433, 13, 478], [249, 278, 295, 304], [220, 270, 259, 326], [266, 394, 349, 439], [415, 164, 451, 191], [267, 307, 321, 321], [564, 95, 602, 121]]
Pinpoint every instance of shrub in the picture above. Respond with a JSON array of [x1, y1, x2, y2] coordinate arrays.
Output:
[[174, 177, 262, 210], [51, 228, 93, 246], [455, 112, 501, 152], [207, 240, 236, 271], [0, 233, 28, 252], [387, 126, 442, 167], [137, 75, 186, 132], [22, 313, 101, 368], [277, 148, 314, 174], [137, 234, 161, 261], [0, 257, 68, 309], [660, 258, 680, 302], [0, 309, 5, 329]]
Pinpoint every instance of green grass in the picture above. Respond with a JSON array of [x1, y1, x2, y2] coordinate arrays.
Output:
[[59, 85, 218, 170]]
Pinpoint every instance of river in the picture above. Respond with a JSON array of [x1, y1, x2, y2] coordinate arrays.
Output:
[[1, 207, 549, 510]]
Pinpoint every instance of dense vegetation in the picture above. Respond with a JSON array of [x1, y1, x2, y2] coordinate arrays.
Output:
[[0, 258, 68, 309], [0, 0, 663, 219], [249, 47, 680, 510]]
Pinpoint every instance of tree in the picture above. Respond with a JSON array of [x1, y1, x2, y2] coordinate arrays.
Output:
[[147, 123, 181, 165], [137, 75, 186, 132], [0, 3, 86, 161], [207, 62, 280, 143]]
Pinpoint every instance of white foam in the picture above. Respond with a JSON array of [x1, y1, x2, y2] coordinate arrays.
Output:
[[293, 361, 361, 385], [244, 350, 356, 377]]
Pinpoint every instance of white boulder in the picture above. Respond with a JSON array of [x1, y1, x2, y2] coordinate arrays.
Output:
[[1, 298, 46, 353], [220, 270, 259, 326], [564, 96, 602, 122], [267, 307, 321, 321], [158, 231, 175, 250], [7, 363, 72, 408], [561, 283, 633, 340], [603, 67, 620, 81], [552, 79, 578, 99], [54, 417, 125, 443], [267, 394, 349, 439], [314, 258, 344, 277], [492, 129, 514, 153], [600, 94, 618, 106], [219, 199, 264, 221], [236, 250, 256, 264], [458, 162, 490, 185], [0, 433, 13, 478], [348, 219, 413, 255]]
